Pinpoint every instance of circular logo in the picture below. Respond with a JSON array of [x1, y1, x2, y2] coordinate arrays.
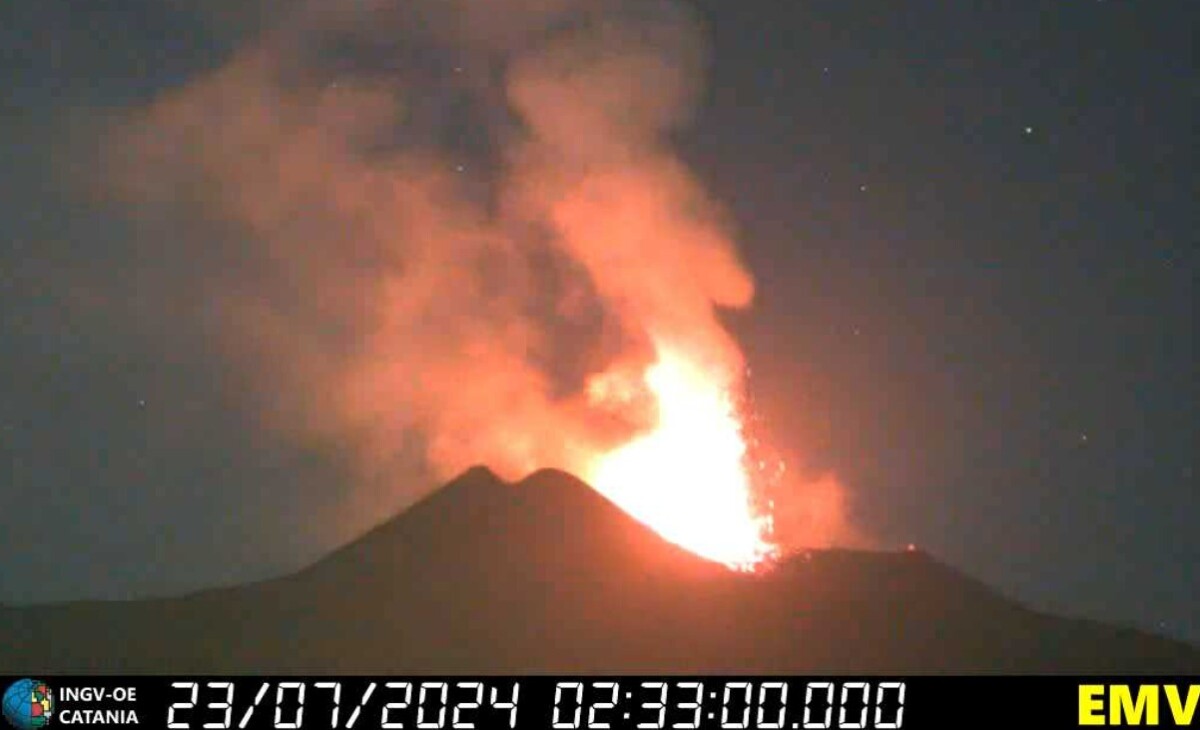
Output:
[[2, 679, 53, 729]]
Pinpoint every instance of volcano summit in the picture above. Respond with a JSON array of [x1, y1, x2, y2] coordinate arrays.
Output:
[[1, 467, 1196, 674]]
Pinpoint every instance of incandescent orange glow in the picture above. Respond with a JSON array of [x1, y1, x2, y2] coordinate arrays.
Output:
[[584, 343, 778, 570]]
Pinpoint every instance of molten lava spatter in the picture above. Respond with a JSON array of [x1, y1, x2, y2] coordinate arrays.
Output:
[[585, 344, 777, 570]]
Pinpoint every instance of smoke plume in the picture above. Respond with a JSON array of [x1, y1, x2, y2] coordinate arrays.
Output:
[[99, 0, 860, 553]]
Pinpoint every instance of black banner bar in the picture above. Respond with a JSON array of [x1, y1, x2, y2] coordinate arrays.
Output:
[[2, 676, 1198, 730]]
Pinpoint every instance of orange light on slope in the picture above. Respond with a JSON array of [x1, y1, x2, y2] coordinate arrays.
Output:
[[585, 343, 777, 570]]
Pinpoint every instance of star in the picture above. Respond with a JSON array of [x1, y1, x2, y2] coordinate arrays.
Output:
[[1023, 125, 1034, 135]]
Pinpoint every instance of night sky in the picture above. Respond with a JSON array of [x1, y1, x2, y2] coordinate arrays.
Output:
[[2, 0, 1196, 646]]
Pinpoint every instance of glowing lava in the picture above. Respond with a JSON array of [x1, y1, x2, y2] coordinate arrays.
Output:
[[585, 344, 777, 570]]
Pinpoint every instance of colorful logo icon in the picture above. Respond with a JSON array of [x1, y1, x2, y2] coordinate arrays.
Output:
[[2, 679, 53, 729]]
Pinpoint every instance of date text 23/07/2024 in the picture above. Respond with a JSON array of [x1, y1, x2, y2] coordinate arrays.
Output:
[[164, 679, 906, 729]]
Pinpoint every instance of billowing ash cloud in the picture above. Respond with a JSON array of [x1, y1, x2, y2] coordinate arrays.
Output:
[[93, 0, 860, 554]]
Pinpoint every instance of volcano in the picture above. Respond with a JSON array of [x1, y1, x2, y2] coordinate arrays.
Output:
[[1, 466, 1197, 674]]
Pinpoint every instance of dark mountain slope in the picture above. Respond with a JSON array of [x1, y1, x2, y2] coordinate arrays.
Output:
[[2, 466, 1196, 674]]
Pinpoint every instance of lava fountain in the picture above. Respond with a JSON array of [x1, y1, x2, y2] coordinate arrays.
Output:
[[584, 340, 778, 570]]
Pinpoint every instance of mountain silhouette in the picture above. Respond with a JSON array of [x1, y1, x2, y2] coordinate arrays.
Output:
[[2, 466, 1197, 674]]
